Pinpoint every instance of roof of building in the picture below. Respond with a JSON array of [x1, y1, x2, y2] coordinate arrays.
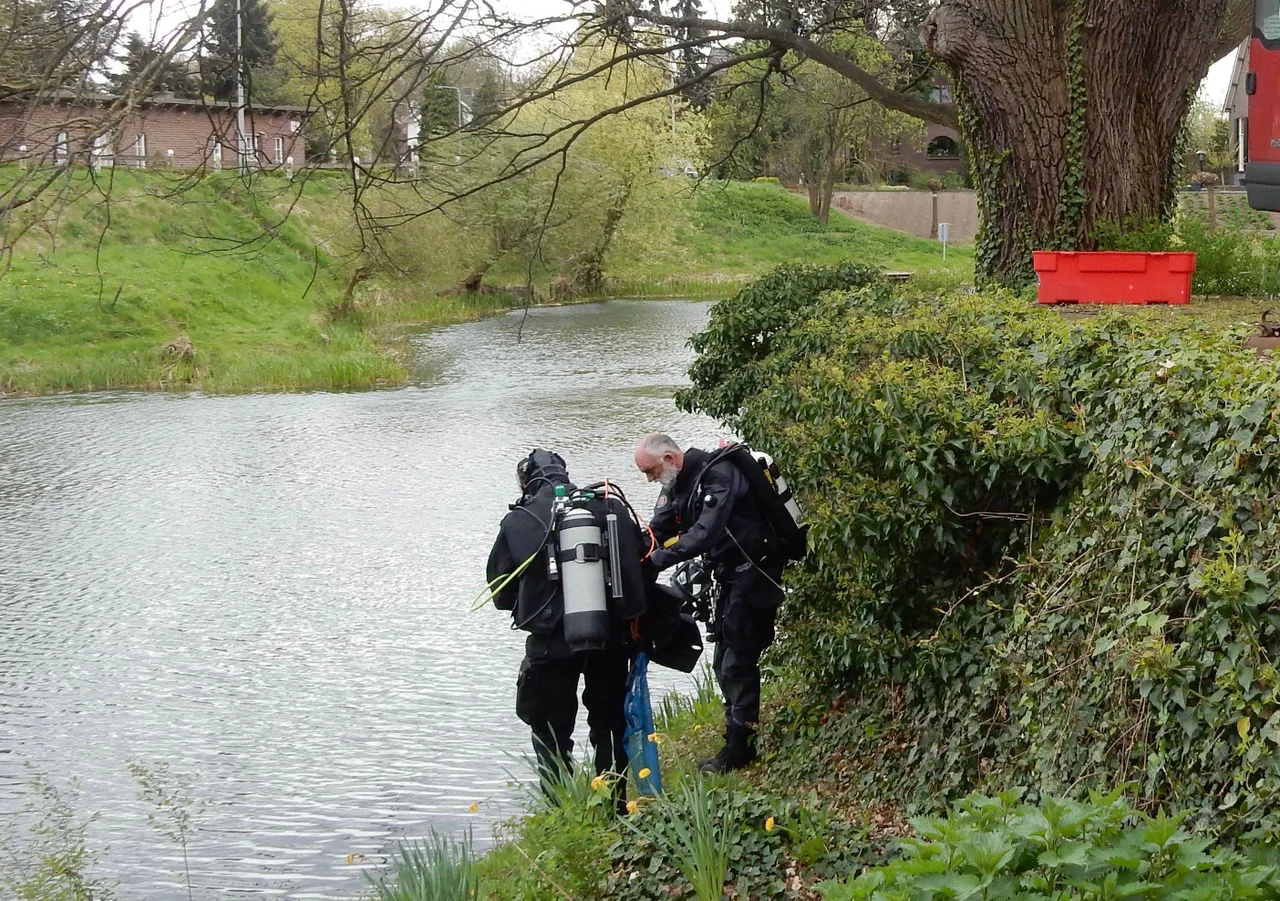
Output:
[[0, 88, 311, 116]]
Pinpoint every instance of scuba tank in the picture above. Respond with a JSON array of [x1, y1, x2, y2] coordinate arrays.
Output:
[[556, 504, 611, 652], [753, 450, 805, 535]]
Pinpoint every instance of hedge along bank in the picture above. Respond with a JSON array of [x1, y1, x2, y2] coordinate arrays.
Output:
[[676, 265, 1280, 835]]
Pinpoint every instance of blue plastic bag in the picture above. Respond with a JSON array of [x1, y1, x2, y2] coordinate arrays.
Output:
[[623, 653, 662, 796]]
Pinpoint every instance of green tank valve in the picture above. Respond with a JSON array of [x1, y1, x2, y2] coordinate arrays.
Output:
[[554, 485, 566, 497]]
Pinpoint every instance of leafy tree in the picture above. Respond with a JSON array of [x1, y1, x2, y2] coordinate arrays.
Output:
[[597, 0, 1254, 286], [468, 66, 503, 126], [0, 0, 121, 94], [1184, 96, 1234, 174], [109, 32, 196, 97], [420, 71, 461, 136], [198, 0, 280, 102], [410, 39, 703, 295], [672, 0, 711, 109], [707, 37, 918, 221], [266, 0, 416, 161]]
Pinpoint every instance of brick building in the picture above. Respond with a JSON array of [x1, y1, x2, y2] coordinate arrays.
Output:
[[0, 92, 310, 169], [875, 80, 967, 183]]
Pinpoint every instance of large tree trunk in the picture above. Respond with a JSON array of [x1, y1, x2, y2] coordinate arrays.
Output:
[[926, 0, 1234, 286], [807, 176, 824, 220]]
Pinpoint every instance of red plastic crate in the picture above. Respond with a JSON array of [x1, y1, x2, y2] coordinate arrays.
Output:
[[1032, 251, 1196, 305]]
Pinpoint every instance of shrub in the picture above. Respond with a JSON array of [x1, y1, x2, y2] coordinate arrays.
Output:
[[1093, 217, 1175, 252], [679, 270, 1280, 834], [816, 789, 1280, 901], [1177, 215, 1280, 296], [1094, 208, 1280, 295], [681, 261, 882, 423]]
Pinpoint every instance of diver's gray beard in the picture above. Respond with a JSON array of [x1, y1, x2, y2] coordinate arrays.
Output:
[[659, 465, 678, 489]]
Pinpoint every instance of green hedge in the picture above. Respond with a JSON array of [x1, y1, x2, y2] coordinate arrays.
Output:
[[678, 267, 1280, 834]]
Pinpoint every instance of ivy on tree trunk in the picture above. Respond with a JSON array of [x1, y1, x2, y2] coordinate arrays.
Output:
[[926, 0, 1236, 287]]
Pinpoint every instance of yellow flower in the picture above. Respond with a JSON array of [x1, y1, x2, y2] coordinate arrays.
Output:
[[648, 732, 667, 744], [638, 767, 651, 779], [765, 816, 776, 832], [627, 799, 639, 814], [468, 802, 479, 813], [591, 775, 606, 791], [344, 852, 357, 865]]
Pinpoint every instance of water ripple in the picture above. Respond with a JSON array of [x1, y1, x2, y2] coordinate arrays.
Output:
[[0, 300, 718, 898]]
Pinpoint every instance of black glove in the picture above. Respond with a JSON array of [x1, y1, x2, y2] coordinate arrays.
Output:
[[649, 548, 677, 572]]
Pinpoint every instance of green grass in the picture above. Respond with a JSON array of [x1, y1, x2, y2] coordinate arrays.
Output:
[[0, 168, 530, 396], [0, 174, 974, 397], [603, 180, 975, 296], [0, 168, 403, 395]]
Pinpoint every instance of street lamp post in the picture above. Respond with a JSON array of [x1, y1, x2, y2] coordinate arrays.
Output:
[[236, 0, 247, 175]]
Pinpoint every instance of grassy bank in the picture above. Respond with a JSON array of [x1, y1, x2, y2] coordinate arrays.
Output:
[[441, 668, 893, 901], [0, 168, 524, 396], [600, 180, 974, 296], [0, 175, 971, 396]]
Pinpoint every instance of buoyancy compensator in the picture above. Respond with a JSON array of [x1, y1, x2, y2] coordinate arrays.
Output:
[[699, 443, 808, 561]]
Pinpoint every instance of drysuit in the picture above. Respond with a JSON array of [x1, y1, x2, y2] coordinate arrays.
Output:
[[648, 446, 786, 771], [486, 449, 646, 806]]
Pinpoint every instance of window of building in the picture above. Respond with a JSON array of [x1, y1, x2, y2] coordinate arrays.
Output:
[[133, 133, 146, 168], [274, 135, 284, 165], [91, 132, 113, 168], [54, 131, 69, 164], [927, 135, 961, 159], [929, 85, 954, 105], [254, 133, 264, 165], [888, 136, 903, 155], [210, 140, 223, 170]]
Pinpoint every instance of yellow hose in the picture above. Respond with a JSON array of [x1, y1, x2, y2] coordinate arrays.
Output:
[[468, 547, 542, 612]]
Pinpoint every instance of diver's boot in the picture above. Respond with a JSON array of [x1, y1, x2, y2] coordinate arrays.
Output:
[[697, 721, 756, 774]]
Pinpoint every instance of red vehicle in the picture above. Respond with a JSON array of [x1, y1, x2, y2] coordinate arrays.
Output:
[[1248, 0, 1280, 210]]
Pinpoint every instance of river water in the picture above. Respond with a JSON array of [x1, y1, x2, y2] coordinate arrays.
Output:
[[0, 299, 721, 899]]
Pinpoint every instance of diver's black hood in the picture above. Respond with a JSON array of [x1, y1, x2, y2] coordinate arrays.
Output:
[[503, 448, 574, 580], [516, 448, 572, 504]]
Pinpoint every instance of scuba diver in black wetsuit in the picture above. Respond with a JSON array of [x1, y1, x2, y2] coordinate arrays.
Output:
[[486, 449, 650, 811], [634, 433, 805, 774]]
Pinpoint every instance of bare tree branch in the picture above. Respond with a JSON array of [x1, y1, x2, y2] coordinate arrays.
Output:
[[619, 6, 957, 127]]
